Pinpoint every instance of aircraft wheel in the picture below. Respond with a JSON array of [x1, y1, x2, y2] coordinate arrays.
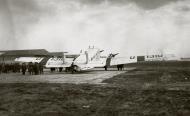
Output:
[[71, 65, 77, 74]]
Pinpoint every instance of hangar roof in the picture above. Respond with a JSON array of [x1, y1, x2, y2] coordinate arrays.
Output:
[[49, 52, 64, 57], [0, 49, 49, 56], [0, 49, 79, 58], [49, 52, 80, 58]]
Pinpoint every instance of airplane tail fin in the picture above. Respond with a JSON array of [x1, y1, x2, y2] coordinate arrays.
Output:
[[87, 47, 103, 62], [73, 46, 104, 65]]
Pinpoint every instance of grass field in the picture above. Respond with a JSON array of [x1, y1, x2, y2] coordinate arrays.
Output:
[[0, 65, 190, 116]]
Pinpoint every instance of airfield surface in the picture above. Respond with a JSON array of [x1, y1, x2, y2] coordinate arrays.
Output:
[[0, 66, 189, 116], [0, 68, 129, 84]]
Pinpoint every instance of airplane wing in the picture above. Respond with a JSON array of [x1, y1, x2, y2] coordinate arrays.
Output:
[[110, 56, 137, 66], [45, 57, 73, 68], [15, 57, 44, 63], [75, 56, 137, 71]]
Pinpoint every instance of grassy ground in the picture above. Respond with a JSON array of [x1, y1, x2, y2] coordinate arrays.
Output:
[[0, 66, 190, 116]]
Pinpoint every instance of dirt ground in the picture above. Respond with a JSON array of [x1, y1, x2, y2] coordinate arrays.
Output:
[[0, 69, 126, 84], [0, 66, 190, 116]]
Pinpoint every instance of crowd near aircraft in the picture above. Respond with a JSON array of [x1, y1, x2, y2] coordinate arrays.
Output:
[[14, 46, 137, 73]]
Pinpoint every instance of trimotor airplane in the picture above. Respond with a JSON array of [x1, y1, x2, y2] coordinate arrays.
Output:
[[54, 46, 137, 72], [14, 46, 138, 72]]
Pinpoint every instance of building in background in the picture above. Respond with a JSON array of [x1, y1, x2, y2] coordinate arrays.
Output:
[[136, 54, 180, 62], [0, 49, 79, 64], [0, 49, 49, 64]]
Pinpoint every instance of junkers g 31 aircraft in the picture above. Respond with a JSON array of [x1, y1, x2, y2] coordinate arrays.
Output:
[[45, 46, 137, 72], [15, 46, 137, 73]]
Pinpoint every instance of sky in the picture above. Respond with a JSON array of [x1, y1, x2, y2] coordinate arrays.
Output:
[[0, 0, 190, 57]]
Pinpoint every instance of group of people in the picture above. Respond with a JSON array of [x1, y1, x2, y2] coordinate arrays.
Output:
[[21, 62, 44, 75], [0, 63, 21, 74], [0, 62, 44, 75], [0, 62, 125, 74]]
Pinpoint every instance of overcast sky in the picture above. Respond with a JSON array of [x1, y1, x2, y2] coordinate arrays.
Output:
[[0, 0, 190, 57]]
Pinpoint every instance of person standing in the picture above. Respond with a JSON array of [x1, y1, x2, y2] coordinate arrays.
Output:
[[22, 63, 27, 75], [39, 63, 44, 74], [28, 62, 34, 75], [117, 65, 120, 71], [0, 63, 2, 74], [34, 63, 39, 75], [104, 66, 107, 71], [71, 62, 75, 74]]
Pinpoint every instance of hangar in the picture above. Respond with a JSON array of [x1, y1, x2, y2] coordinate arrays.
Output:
[[0, 49, 50, 63], [0, 49, 78, 64]]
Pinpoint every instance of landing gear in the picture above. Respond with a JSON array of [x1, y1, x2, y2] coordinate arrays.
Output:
[[50, 68, 55, 72], [65, 66, 77, 74], [59, 67, 63, 72], [72, 66, 78, 74], [104, 66, 107, 71], [65, 67, 69, 72], [71, 69, 74, 74], [69, 65, 77, 74], [117, 64, 124, 71]]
